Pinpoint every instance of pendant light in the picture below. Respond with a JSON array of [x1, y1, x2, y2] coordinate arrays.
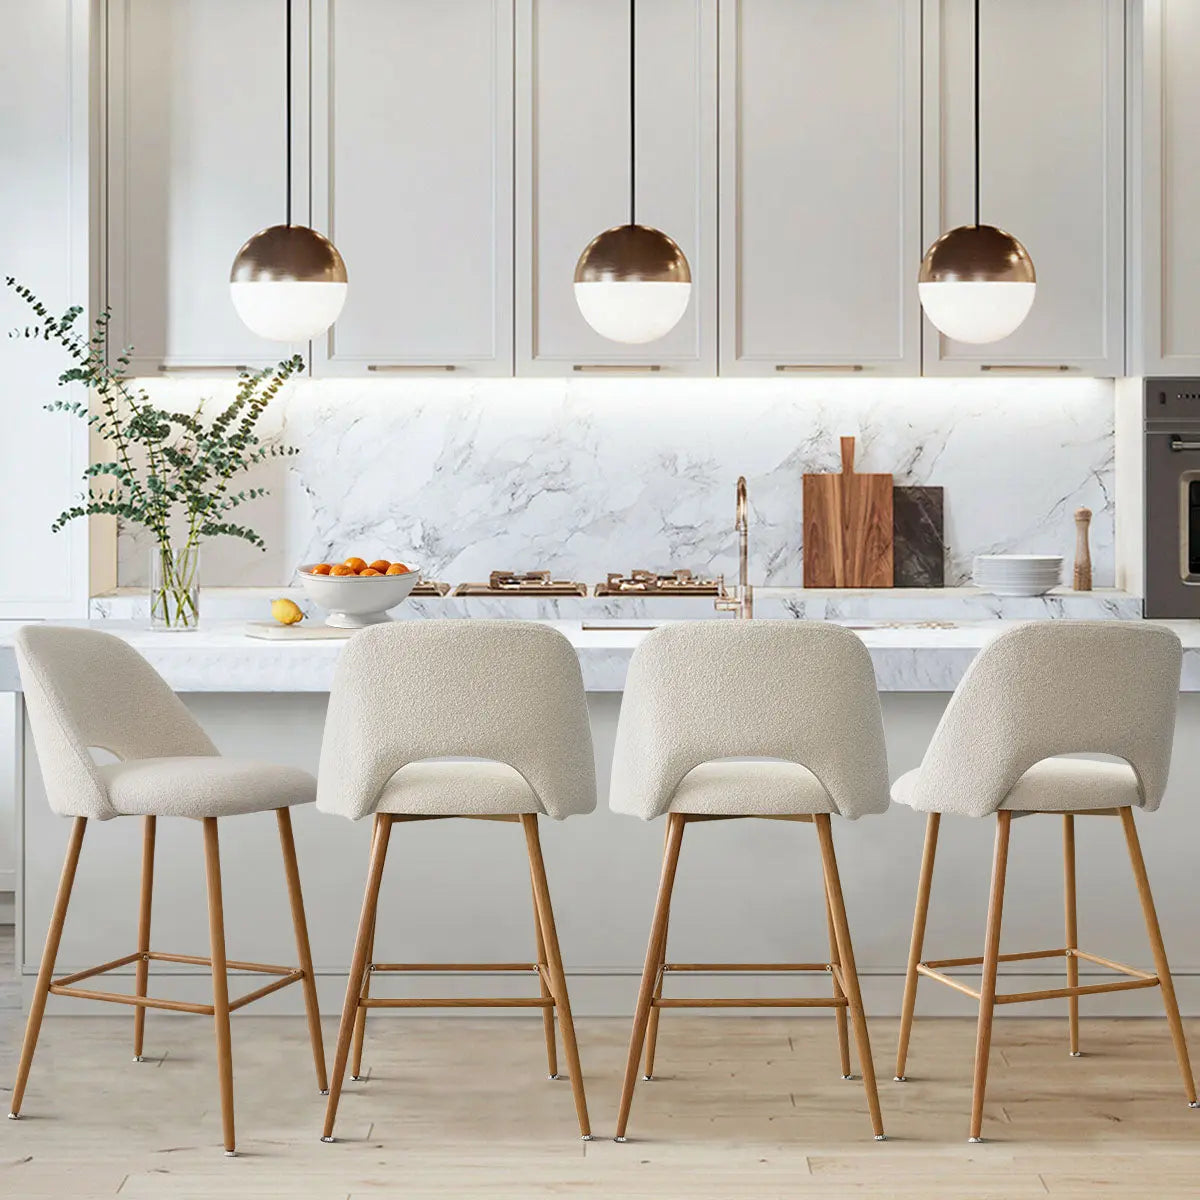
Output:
[[918, 0, 1035, 344], [230, 1, 347, 342], [573, 0, 691, 344]]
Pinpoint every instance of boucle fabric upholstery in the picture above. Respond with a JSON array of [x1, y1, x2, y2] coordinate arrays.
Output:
[[317, 620, 596, 821], [610, 621, 890, 820], [892, 756, 1142, 814], [98, 757, 316, 818], [668, 760, 836, 816], [16, 626, 219, 820], [892, 622, 1181, 817], [376, 761, 538, 815]]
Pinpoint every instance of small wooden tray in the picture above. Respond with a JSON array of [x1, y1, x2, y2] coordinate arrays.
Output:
[[243, 621, 356, 641]]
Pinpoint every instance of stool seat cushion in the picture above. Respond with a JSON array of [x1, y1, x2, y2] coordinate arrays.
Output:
[[891, 756, 1143, 815], [98, 757, 317, 818], [375, 760, 540, 816], [668, 760, 836, 817]]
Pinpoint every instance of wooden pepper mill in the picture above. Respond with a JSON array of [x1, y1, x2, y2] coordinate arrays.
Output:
[[1073, 507, 1092, 591]]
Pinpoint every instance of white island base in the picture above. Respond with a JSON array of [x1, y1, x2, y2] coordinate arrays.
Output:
[[7, 619, 1200, 1017]]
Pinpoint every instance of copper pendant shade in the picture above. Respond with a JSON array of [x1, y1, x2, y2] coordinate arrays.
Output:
[[917, 0, 1036, 344], [229, 1, 348, 342], [572, 0, 692, 344], [574, 224, 691, 286], [918, 224, 1035, 287]]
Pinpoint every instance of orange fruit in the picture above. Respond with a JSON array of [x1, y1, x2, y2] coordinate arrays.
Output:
[[310, 563, 332, 576], [343, 557, 367, 572], [329, 564, 355, 576], [368, 559, 391, 573], [386, 562, 410, 575], [359, 568, 382, 576]]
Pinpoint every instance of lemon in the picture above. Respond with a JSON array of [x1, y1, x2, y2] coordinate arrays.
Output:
[[271, 598, 305, 626]]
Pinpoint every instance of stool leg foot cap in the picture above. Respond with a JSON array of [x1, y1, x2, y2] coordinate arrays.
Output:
[[642, 1074, 653, 1081], [548, 1073, 562, 1081], [223, 1150, 237, 1158], [968, 1136, 985, 1144], [893, 1075, 907, 1082], [7, 1112, 19, 1121], [1069, 1051, 1082, 1058], [874, 1134, 887, 1142], [350, 1075, 367, 1083], [842, 1074, 854, 1080], [320, 1136, 336, 1144], [1188, 1101, 1199, 1109], [581, 1134, 592, 1141], [133, 1055, 146, 1063], [614, 1136, 628, 1143]]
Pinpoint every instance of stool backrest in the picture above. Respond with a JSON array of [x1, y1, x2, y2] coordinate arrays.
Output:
[[317, 620, 596, 820], [15, 625, 217, 818], [907, 622, 1182, 816], [610, 621, 889, 820]]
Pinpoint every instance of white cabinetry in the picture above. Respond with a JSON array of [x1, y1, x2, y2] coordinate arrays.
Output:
[[922, 0, 1125, 376], [718, 0, 922, 376], [1135, 0, 1200, 375], [105, 0, 304, 373], [310, 0, 514, 376], [516, 0, 717, 376]]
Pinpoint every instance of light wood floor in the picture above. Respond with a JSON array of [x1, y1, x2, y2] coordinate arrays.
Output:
[[2, 931, 1198, 1197]]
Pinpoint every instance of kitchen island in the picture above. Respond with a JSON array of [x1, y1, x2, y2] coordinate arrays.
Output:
[[5, 617, 1200, 1018]]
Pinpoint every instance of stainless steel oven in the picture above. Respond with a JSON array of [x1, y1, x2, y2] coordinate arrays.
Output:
[[1145, 378, 1200, 617]]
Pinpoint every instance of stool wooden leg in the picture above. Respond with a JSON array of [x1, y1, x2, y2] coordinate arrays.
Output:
[[349, 910, 376, 1082], [276, 808, 328, 1094], [323, 814, 393, 1142], [615, 813, 685, 1142], [969, 811, 1011, 1142], [9, 816, 86, 1119], [815, 814, 885, 1140], [523, 814, 591, 1139], [824, 881, 852, 1079], [1063, 814, 1080, 1057], [642, 822, 673, 1082], [895, 812, 939, 1082], [1120, 807, 1199, 1106], [530, 870, 558, 1079], [133, 816, 156, 1062], [202, 818, 236, 1155]]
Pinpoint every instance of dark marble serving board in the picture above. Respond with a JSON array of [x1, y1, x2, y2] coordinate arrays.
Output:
[[893, 486, 945, 587]]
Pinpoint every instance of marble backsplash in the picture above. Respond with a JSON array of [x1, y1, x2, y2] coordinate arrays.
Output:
[[116, 375, 1116, 591]]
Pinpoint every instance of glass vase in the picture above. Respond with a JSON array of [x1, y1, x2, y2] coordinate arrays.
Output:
[[150, 542, 201, 631]]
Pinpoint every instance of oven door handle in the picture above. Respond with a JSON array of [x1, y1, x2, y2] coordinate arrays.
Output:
[[1170, 438, 1200, 452]]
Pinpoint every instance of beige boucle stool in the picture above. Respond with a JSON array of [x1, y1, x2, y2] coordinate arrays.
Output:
[[315, 619, 596, 1143], [9, 626, 327, 1155], [609, 620, 892, 1142], [891, 621, 1199, 1142]]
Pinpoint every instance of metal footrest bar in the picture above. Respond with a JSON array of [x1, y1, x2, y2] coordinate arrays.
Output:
[[653, 996, 848, 1009], [46, 948, 309, 1015]]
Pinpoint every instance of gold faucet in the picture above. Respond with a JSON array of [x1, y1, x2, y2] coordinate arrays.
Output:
[[715, 475, 753, 619]]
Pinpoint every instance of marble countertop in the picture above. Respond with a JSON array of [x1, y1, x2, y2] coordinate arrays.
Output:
[[4, 617, 1199, 694]]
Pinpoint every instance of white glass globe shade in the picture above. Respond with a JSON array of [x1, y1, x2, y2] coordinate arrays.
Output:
[[229, 279, 349, 342], [573, 280, 692, 345], [917, 280, 1037, 345]]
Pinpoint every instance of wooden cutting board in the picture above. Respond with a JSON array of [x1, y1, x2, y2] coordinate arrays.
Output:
[[803, 437, 894, 587]]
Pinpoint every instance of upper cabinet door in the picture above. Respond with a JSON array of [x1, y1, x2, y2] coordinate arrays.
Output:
[[1136, 0, 1200, 376], [106, 0, 302, 374], [922, 0, 1124, 376], [516, 0, 717, 376], [719, 0, 922, 377], [310, 0, 514, 376]]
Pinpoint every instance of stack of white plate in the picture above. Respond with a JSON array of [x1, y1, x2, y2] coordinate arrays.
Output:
[[972, 554, 1063, 596]]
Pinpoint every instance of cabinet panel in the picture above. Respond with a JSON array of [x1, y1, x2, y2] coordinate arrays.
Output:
[[106, 0, 303, 372], [719, 0, 921, 376], [923, 0, 1124, 375], [1138, 0, 1200, 374], [311, 0, 513, 375], [516, 0, 716, 375]]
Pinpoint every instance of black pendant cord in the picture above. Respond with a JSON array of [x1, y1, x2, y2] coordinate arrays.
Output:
[[285, 0, 293, 227], [973, 0, 980, 228], [629, 0, 636, 227]]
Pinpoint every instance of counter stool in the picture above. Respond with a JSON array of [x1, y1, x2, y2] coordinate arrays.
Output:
[[315, 620, 595, 1142], [610, 621, 891, 1142], [9, 626, 327, 1155], [891, 621, 1198, 1142]]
